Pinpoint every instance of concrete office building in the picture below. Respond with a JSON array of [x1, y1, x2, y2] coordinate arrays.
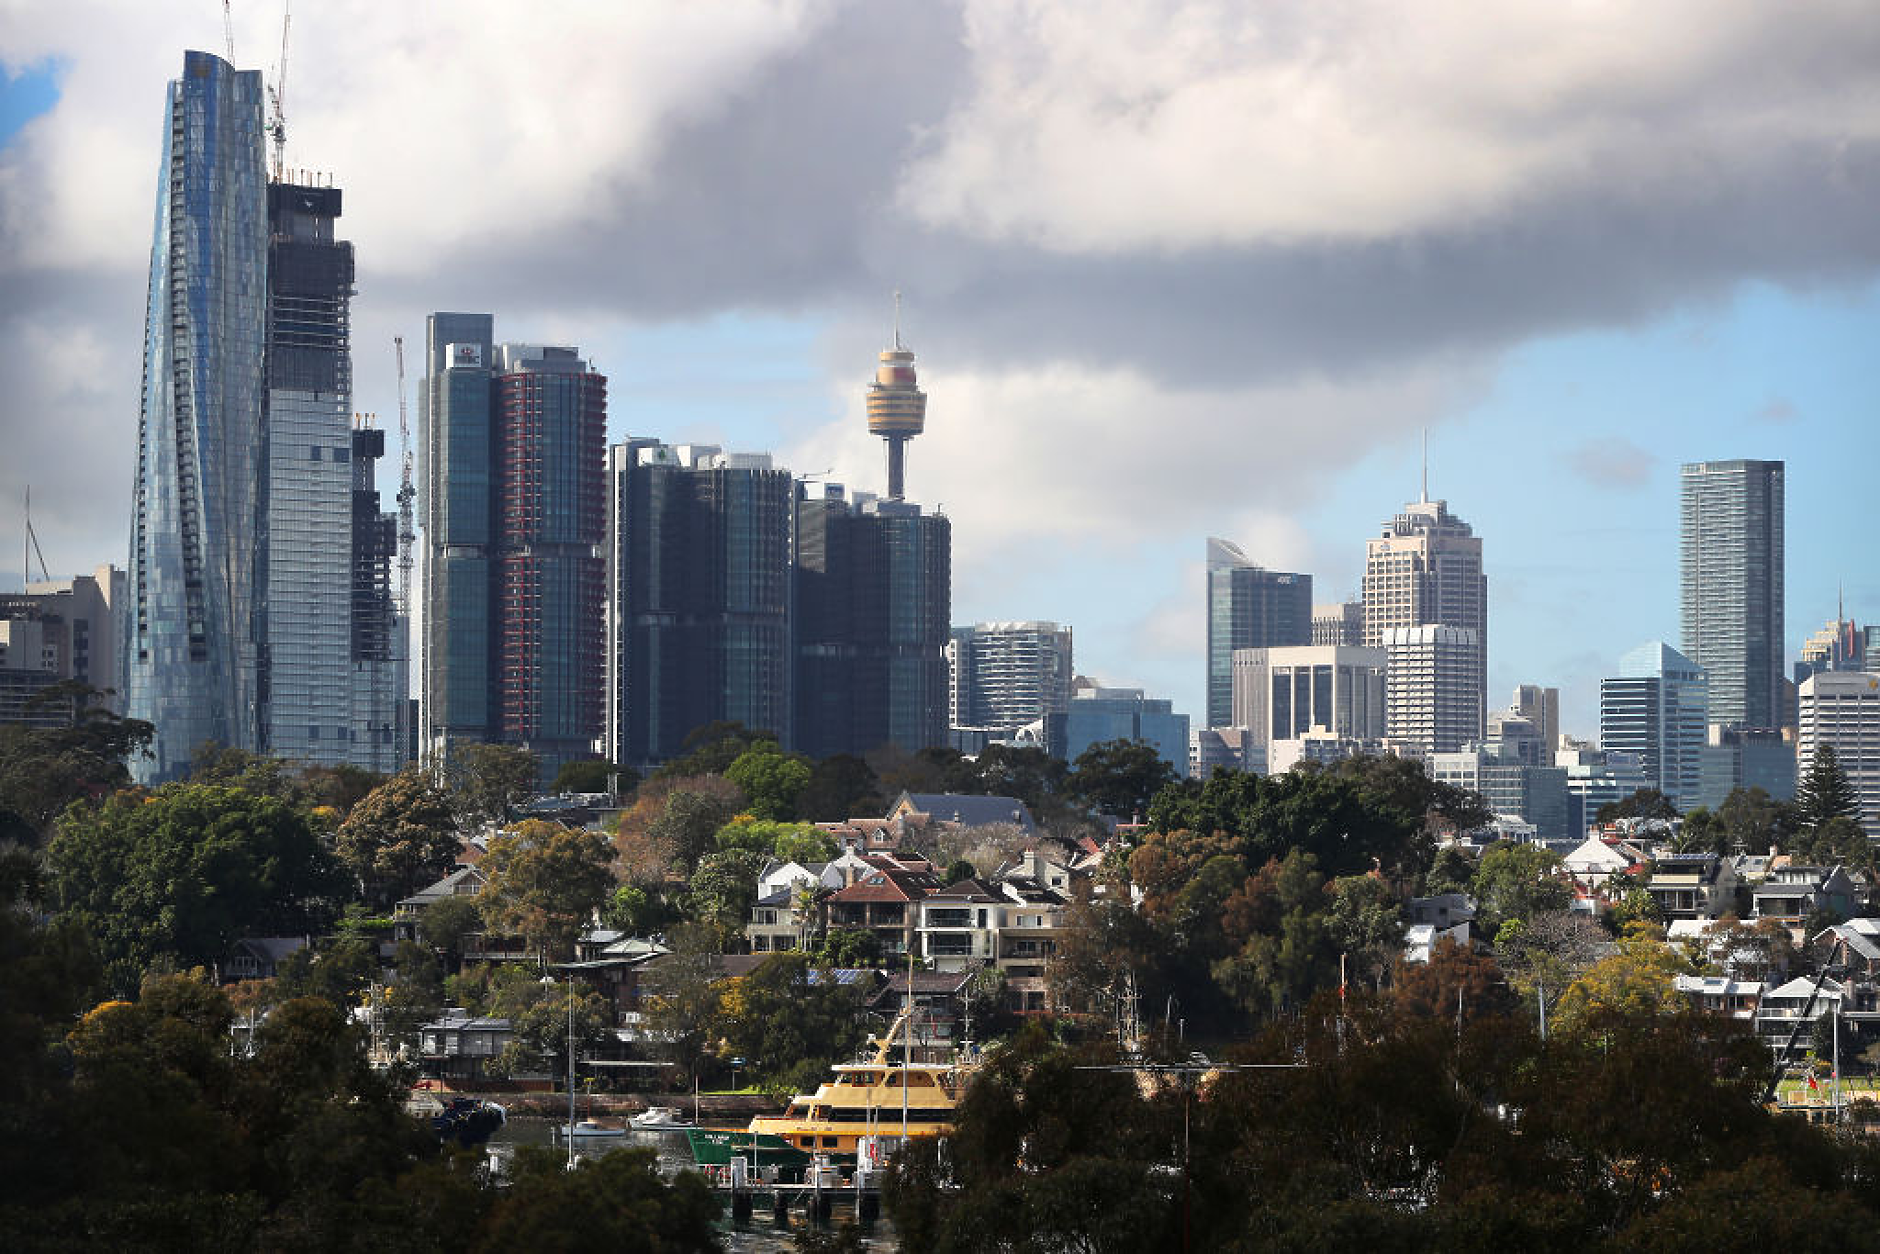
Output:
[[1230, 644, 1387, 748], [420, 319, 607, 779], [948, 621, 1073, 736], [1510, 684, 1561, 757], [1431, 746, 1570, 845], [1696, 725, 1796, 810], [5, 567, 123, 712], [1045, 687, 1189, 778], [794, 483, 950, 759], [125, 52, 269, 780], [1599, 642, 1708, 813], [1382, 625, 1481, 754], [604, 441, 791, 767], [1363, 496, 1487, 745], [1205, 538, 1311, 728], [1798, 672, 1880, 834], [1680, 460, 1784, 730], [1558, 746, 1653, 838], [1312, 601, 1365, 647]]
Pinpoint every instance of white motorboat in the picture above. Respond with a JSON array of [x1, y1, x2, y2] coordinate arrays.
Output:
[[629, 1105, 697, 1131], [557, 1117, 628, 1141]]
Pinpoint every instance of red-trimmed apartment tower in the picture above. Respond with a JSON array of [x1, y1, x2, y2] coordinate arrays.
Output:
[[492, 344, 607, 780]]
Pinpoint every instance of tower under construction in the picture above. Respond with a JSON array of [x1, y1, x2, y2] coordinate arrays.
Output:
[[865, 296, 927, 500]]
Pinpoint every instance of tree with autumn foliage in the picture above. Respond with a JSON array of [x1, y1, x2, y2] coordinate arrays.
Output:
[[477, 820, 616, 961]]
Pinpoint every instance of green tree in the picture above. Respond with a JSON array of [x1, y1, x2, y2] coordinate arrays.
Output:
[[418, 892, 485, 973], [549, 757, 638, 795], [47, 784, 346, 993], [1067, 738, 1179, 818], [653, 719, 773, 780], [1716, 785, 1804, 854], [720, 952, 868, 1094], [640, 922, 727, 1081], [491, 974, 614, 1078], [795, 753, 883, 821], [724, 741, 813, 820], [274, 935, 379, 1007], [601, 883, 668, 935], [688, 848, 770, 932], [815, 926, 881, 969], [711, 816, 836, 864], [444, 743, 541, 826], [1323, 751, 1492, 834], [1210, 850, 1339, 1015], [478, 820, 617, 960], [0, 682, 153, 841], [646, 780, 745, 873], [1796, 744, 1861, 834], [475, 1146, 718, 1253], [1422, 844, 1476, 896], [968, 744, 1071, 819], [335, 768, 461, 907], [1551, 925, 1688, 1033], [1144, 766, 1428, 880], [1470, 841, 1571, 930], [1494, 909, 1606, 1025], [1595, 787, 1679, 824], [1326, 873, 1405, 990]]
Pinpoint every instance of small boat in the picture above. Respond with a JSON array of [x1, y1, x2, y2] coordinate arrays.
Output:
[[430, 1096, 508, 1146], [629, 1105, 697, 1130], [557, 1117, 629, 1141]]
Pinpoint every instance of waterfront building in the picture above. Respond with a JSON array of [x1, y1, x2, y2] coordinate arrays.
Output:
[[948, 620, 1072, 738], [1797, 672, 1880, 834], [1680, 459, 1784, 730], [604, 441, 791, 767], [420, 318, 607, 779], [1363, 496, 1487, 745], [1205, 538, 1311, 728], [125, 51, 269, 780], [1599, 642, 1708, 812], [1382, 625, 1482, 753], [1229, 644, 1387, 749], [794, 483, 951, 759]]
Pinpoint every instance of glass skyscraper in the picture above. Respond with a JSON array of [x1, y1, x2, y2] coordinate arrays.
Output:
[[1680, 459, 1784, 730], [1599, 641, 1708, 812], [126, 52, 269, 782], [1205, 537, 1311, 728], [419, 318, 607, 780], [603, 442, 792, 766]]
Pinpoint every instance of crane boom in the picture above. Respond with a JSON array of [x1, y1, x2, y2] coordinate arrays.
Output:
[[222, 1, 235, 63], [395, 336, 415, 618], [267, 3, 290, 180]]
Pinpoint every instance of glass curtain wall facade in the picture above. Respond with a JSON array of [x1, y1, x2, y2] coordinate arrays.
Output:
[[1205, 537, 1311, 728], [261, 182, 358, 766], [605, 443, 792, 766], [794, 485, 951, 759], [1598, 642, 1708, 812], [126, 52, 269, 782], [1680, 460, 1785, 730]]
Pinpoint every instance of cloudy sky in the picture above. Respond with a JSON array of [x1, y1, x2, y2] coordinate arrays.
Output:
[[2, 0, 1877, 739]]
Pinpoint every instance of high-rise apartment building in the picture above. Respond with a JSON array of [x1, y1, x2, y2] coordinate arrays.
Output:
[[1382, 625, 1481, 753], [125, 52, 269, 781], [948, 621, 1073, 735], [1230, 644, 1387, 748], [1798, 672, 1880, 834], [1205, 538, 1311, 728], [420, 318, 606, 778], [1598, 642, 1708, 813], [1680, 459, 1784, 730], [1509, 684, 1561, 757], [794, 484, 951, 759], [1363, 496, 1487, 747], [603, 441, 792, 766]]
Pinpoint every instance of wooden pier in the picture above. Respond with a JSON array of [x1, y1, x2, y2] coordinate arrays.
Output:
[[697, 1162, 885, 1225]]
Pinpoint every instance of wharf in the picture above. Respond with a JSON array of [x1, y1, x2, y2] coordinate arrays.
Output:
[[698, 1164, 885, 1225]]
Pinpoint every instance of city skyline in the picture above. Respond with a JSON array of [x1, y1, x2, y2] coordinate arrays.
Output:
[[3, 5, 1877, 744]]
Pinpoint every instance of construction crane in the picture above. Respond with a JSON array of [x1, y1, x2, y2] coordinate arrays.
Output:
[[266, 3, 290, 181], [221, 1, 235, 63], [394, 336, 416, 618]]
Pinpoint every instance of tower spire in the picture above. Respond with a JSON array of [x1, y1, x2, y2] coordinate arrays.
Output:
[[1421, 427, 1429, 503], [892, 288, 903, 351]]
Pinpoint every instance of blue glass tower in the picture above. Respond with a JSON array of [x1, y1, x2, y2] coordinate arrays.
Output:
[[125, 52, 269, 782]]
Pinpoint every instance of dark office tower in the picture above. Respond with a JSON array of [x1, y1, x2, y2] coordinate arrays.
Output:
[[604, 443, 792, 766], [793, 484, 951, 759], [347, 420, 403, 771], [262, 179, 366, 767], [419, 318, 606, 781], [1205, 537, 1312, 728], [126, 51, 268, 782], [1681, 460, 1785, 730]]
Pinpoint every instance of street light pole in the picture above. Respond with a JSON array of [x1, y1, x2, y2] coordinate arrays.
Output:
[[566, 971, 576, 1169]]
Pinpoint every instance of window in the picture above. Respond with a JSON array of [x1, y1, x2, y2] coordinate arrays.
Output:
[[308, 446, 322, 460]]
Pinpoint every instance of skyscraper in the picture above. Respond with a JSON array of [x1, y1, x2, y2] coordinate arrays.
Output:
[[1599, 642, 1708, 812], [948, 621, 1073, 735], [1205, 538, 1311, 728], [346, 420, 403, 772], [1363, 495, 1487, 745], [603, 442, 792, 766], [126, 52, 269, 781], [1798, 672, 1880, 833], [1680, 459, 1784, 730], [262, 180, 371, 767], [419, 319, 606, 778], [794, 484, 951, 758], [866, 300, 927, 501], [1382, 625, 1482, 753]]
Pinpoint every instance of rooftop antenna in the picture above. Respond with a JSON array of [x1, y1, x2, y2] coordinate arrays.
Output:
[[892, 288, 903, 351], [1420, 427, 1429, 502]]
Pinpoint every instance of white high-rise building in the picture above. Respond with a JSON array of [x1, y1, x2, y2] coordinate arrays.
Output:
[[948, 621, 1074, 734], [1230, 644, 1387, 748], [1363, 496, 1486, 745], [1798, 672, 1880, 833], [1382, 625, 1481, 753]]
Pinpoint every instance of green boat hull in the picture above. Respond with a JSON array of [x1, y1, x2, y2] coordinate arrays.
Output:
[[685, 1128, 816, 1172]]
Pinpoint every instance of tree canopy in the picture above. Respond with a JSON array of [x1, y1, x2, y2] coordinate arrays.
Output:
[[477, 820, 616, 961], [335, 768, 461, 907]]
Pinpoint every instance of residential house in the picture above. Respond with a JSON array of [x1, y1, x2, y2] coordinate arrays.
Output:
[[1754, 866, 1859, 934], [887, 791, 1040, 836], [1645, 853, 1740, 922], [1674, 973, 1763, 1023], [1560, 836, 1646, 892], [1408, 894, 1477, 931], [825, 860, 945, 956], [1756, 975, 1844, 1054], [391, 865, 488, 944], [1816, 920, 1880, 982], [418, 1010, 515, 1083], [223, 935, 311, 982]]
